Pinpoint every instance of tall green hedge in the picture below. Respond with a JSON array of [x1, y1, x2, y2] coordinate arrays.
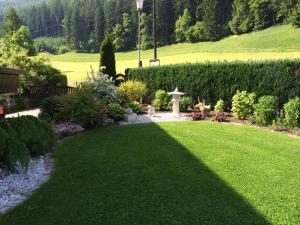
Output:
[[126, 60, 300, 108]]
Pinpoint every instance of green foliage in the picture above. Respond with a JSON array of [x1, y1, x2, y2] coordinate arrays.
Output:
[[186, 22, 206, 43], [291, 2, 300, 28], [175, 9, 192, 43], [107, 103, 124, 121], [127, 60, 300, 108], [253, 96, 278, 125], [119, 80, 147, 102], [284, 97, 300, 128], [180, 97, 192, 112], [124, 101, 143, 114], [0, 127, 29, 171], [215, 99, 225, 113], [99, 34, 116, 80], [10, 26, 36, 56], [152, 90, 171, 111], [34, 37, 70, 54], [41, 88, 101, 128], [4, 7, 23, 35], [140, 13, 152, 50], [1, 116, 55, 157], [249, 0, 274, 30], [232, 91, 256, 120]]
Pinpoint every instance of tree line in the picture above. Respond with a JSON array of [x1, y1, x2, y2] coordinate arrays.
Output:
[[1, 0, 300, 53]]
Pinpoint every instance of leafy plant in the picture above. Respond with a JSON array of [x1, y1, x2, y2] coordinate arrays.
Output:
[[107, 103, 124, 121], [125, 101, 143, 114], [232, 90, 256, 120], [284, 97, 300, 128], [190, 111, 206, 121], [252, 96, 278, 126], [152, 90, 171, 111], [212, 113, 228, 123], [119, 80, 147, 102], [215, 99, 225, 114], [180, 97, 192, 112]]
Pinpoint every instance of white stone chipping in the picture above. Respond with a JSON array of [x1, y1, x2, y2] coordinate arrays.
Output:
[[0, 154, 53, 214]]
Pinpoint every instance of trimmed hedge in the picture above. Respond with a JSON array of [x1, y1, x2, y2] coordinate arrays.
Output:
[[126, 60, 300, 108]]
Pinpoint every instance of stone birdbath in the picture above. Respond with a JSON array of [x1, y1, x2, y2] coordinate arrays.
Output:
[[168, 87, 184, 116]]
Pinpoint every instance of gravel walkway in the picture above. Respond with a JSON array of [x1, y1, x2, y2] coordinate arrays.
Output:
[[0, 154, 53, 214], [119, 112, 189, 125]]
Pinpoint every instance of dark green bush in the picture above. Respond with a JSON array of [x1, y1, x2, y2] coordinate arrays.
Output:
[[180, 97, 192, 112], [107, 103, 124, 121], [127, 60, 300, 107], [152, 90, 171, 111], [284, 97, 300, 128], [0, 128, 30, 171], [253, 96, 278, 126], [1, 116, 55, 157]]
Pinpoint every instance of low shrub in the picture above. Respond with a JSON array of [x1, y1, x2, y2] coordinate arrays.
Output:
[[180, 97, 192, 112], [232, 91, 256, 120], [215, 99, 225, 114], [152, 90, 171, 111], [125, 101, 143, 114], [284, 97, 300, 128], [119, 80, 147, 102], [1, 116, 55, 157], [195, 102, 211, 115], [0, 128, 30, 171], [252, 96, 278, 126], [190, 111, 206, 121], [54, 122, 85, 137], [107, 103, 124, 121], [212, 113, 228, 123]]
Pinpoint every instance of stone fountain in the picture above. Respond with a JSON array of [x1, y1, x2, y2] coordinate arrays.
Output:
[[168, 87, 184, 116]]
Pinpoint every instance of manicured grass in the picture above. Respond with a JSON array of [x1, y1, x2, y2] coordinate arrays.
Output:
[[0, 121, 299, 225], [38, 25, 300, 85]]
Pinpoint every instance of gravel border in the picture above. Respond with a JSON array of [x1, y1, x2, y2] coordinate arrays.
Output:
[[0, 154, 53, 214]]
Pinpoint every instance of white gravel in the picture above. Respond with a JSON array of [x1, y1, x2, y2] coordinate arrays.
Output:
[[119, 112, 189, 125], [0, 154, 53, 214]]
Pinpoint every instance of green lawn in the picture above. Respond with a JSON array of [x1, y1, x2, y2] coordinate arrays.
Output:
[[38, 24, 300, 85], [0, 122, 299, 225]]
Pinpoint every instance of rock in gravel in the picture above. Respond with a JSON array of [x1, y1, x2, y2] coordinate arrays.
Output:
[[0, 154, 53, 214]]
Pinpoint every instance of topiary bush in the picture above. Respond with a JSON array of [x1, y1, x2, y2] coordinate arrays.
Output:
[[215, 99, 225, 114], [232, 91, 256, 120], [1, 116, 55, 157], [152, 90, 171, 111], [107, 103, 124, 121], [284, 97, 300, 128], [180, 97, 192, 112], [252, 96, 278, 126], [119, 80, 147, 102]]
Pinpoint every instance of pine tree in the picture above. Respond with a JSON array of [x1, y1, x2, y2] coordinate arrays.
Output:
[[229, 0, 253, 34], [140, 13, 152, 50], [4, 7, 24, 35], [249, 0, 274, 30], [99, 33, 116, 80], [94, 5, 105, 50], [291, 2, 300, 27], [175, 9, 192, 42], [202, 0, 219, 40]]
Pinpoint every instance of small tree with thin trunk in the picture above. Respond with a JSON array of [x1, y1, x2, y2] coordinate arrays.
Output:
[[99, 33, 116, 81]]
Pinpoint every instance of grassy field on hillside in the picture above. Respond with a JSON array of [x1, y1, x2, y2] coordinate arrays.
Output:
[[39, 25, 300, 85]]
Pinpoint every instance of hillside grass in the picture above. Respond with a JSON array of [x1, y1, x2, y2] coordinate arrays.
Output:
[[0, 122, 299, 225], [39, 25, 300, 85]]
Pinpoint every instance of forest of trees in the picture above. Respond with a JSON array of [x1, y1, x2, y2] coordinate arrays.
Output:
[[0, 0, 300, 53]]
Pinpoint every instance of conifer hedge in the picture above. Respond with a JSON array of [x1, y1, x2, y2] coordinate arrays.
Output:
[[126, 60, 300, 107]]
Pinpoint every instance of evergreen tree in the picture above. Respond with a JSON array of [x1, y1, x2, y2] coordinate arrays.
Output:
[[99, 33, 116, 80], [11, 26, 36, 56], [249, 0, 274, 30], [140, 13, 152, 50], [4, 7, 23, 35], [229, 0, 253, 34], [94, 5, 105, 50], [175, 9, 192, 42], [291, 2, 300, 27], [202, 0, 219, 39]]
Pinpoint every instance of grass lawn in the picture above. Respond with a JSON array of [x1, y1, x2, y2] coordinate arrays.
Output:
[[0, 122, 299, 225], [39, 24, 300, 86]]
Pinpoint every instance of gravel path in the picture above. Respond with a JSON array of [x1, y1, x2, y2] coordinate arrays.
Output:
[[119, 112, 189, 125], [0, 154, 53, 214]]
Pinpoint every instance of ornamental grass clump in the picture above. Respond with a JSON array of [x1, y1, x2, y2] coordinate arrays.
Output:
[[231, 91, 256, 120]]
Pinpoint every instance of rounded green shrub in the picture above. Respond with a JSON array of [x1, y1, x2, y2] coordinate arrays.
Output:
[[253, 96, 278, 126], [232, 91, 256, 120], [284, 97, 300, 128], [152, 90, 171, 111], [107, 103, 124, 121], [0, 128, 30, 171], [119, 80, 147, 102], [215, 99, 225, 114], [125, 101, 143, 114], [180, 97, 192, 112]]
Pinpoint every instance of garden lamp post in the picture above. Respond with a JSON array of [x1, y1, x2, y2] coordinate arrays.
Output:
[[136, 0, 144, 67]]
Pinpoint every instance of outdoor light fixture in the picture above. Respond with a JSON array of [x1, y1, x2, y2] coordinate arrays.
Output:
[[136, 0, 144, 67]]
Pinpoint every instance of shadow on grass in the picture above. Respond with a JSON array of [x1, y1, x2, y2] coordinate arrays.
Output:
[[0, 123, 271, 225]]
